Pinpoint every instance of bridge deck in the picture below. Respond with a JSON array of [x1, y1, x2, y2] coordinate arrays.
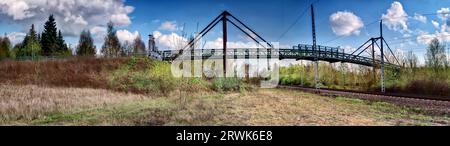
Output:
[[158, 44, 397, 67]]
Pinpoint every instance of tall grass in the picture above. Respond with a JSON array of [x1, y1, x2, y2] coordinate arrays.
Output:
[[107, 57, 211, 95], [279, 63, 450, 97], [0, 57, 127, 88]]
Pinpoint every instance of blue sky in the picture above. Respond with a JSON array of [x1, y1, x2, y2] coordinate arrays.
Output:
[[1, 0, 449, 64]]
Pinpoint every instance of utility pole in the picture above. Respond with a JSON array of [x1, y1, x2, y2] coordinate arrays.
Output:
[[380, 20, 385, 93], [311, 4, 319, 89], [222, 12, 228, 77], [371, 38, 376, 81]]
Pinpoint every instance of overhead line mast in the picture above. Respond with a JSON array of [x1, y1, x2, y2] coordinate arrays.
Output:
[[311, 4, 319, 90]]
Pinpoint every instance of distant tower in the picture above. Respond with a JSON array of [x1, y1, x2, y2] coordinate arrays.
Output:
[[148, 34, 161, 60], [148, 34, 157, 52]]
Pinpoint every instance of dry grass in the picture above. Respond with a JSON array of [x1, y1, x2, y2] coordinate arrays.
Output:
[[0, 57, 127, 89], [1, 85, 448, 126], [0, 84, 147, 125]]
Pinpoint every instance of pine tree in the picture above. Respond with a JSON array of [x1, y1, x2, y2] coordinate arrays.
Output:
[[0, 35, 11, 58], [20, 24, 42, 58], [101, 21, 122, 58], [76, 30, 96, 56], [57, 30, 68, 52], [41, 14, 58, 56]]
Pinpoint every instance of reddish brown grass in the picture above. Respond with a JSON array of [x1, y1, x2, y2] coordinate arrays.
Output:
[[0, 57, 127, 89], [404, 79, 450, 96]]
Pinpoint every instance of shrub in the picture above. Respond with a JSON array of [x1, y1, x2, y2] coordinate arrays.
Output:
[[404, 79, 450, 97], [211, 77, 242, 92]]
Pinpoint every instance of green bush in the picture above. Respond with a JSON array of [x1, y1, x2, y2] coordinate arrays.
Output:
[[108, 57, 210, 95], [211, 77, 242, 92]]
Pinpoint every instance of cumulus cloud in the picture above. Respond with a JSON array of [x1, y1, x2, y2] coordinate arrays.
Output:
[[0, 0, 34, 20], [329, 11, 364, 36], [152, 31, 266, 50], [413, 13, 427, 23], [417, 31, 450, 45], [152, 31, 187, 50], [6, 32, 26, 44], [117, 30, 140, 44], [90, 26, 106, 35], [437, 8, 450, 21], [203, 38, 261, 49], [432, 20, 440, 29], [158, 21, 178, 31], [0, 0, 134, 37], [382, 1, 409, 32]]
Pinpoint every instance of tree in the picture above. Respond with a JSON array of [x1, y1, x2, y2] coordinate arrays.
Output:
[[41, 14, 59, 56], [101, 21, 122, 58], [76, 30, 96, 56], [57, 30, 69, 52], [122, 40, 132, 56], [0, 35, 11, 58], [405, 51, 418, 69], [132, 34, 146, 56], [425, 38, 448, 73], [14, 24, 42, 58]]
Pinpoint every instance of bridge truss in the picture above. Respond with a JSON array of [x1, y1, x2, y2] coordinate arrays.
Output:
[[154, 6, 401, 93]]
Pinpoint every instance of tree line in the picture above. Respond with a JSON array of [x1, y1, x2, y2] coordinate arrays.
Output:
[[0, 15, 147, 59], [403, 38, 449, 77]]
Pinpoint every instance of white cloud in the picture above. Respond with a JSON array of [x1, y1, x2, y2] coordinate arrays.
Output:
[[329, 11, 364, 36], [90, 26, 107, 35], [437, 8, 450, 21], [0, 0, 134, 37], [432, 20, 440, 29], [6, 32, 26, 45], [413, 13, 427, 23], [0, 0, 34, 20], [203, 38, 261, 49], [111, 14, 131, 26], [381, 1, 409, 32], [417, 31, 450, 45], [158, 21, 178, 31], [117, 30, 139, 44], [152, 31, 187, 50], [152, 31, 267, 50]]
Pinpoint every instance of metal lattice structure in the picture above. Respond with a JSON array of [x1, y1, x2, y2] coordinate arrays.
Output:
[[159, 44, 398, 68], [150, 9, 401, 92]]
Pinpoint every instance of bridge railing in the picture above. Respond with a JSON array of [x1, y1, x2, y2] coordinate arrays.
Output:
[[159, 47, 396, 67]]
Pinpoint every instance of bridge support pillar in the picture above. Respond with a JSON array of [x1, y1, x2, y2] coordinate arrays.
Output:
[[380, 20, 385, 93], [222, 13, 228, 77]]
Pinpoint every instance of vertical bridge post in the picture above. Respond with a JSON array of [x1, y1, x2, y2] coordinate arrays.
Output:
[[222, 12, 228, 77], [371, 38, 376, 81], [311, 4, 319, 90], [380, 20, 385, 93]]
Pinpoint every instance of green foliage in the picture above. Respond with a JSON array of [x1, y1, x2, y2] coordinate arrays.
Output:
[[108, 57, 208, 95], [211, 77, 242, 92], [13, 24, 42, 58], [40, 15, 68, 56], [41, 15, 58, 56], [425, 38, 448, 75], [57, 30, 69, 53], [149, 61, 178, 94], [0, 36, 11, 58]]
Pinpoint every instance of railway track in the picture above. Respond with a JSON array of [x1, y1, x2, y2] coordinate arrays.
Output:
[[279, 85, 450, 115]]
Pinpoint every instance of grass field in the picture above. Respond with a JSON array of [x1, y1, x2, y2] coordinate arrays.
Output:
[[0, 57, 449, 126], [1, 84, 448, 126]]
